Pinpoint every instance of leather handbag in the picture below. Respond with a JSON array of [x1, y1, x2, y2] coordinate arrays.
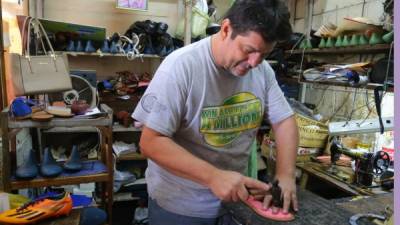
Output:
[[10, 17, 72, 96]]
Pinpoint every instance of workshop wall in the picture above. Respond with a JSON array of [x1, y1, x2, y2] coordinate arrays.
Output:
[[293, 0, 386, 33], [41, 0, 181, 80], [43, 0, 181, 37], [2, 0, 28, 104]]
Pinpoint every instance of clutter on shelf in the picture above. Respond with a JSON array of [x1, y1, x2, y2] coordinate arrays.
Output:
[[113, 141, 138, 157]]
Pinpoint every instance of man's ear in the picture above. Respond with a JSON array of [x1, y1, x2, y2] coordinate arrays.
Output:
[[220, 19, 231, 40]]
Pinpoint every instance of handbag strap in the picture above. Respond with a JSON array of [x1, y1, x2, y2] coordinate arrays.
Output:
[[21, 16, 33, 55], [24, 17, 56, 58]]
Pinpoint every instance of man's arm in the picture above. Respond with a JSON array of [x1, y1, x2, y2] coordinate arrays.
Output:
[[263, 115, 299, 212], [139, 126, 270, 202]]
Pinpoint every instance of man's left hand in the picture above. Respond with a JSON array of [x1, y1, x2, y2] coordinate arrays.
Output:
[[262, 176, 298, 213]]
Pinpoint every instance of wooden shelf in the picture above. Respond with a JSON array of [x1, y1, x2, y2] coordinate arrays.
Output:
[[277, 76, 300, 84], [113, 124, 142, 132], [117, 152, 146, 161], [285, 44, 391, 55], [299, 78, 392, 91], [7, 104, 112, 129], [112, 192, 141, 202], [1, 104, 114, 224], [43, 126, 99, 133], [60, 51, 162, 59], [11, 173, 109, 190]]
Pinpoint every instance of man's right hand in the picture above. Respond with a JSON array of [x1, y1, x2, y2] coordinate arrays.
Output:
[[207, 169, 270, 202]]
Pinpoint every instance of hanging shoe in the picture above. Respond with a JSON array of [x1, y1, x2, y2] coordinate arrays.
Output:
[[75, 40, 84, 52], [66, 40, 75, 52], [0, 192, 73, 224], [85, 40, 96, 53], [63, 145, 83, 172], [15, 149, 38, 180], [40, 147, 63, 178]]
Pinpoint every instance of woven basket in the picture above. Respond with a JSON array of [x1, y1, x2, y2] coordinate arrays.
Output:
[[296, 114, 328, 148], [270, 114, 329, 148]]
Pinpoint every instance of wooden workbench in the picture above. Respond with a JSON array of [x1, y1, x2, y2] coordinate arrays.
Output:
[[223, 188, 375, 225], [297, 162, 389, 196]]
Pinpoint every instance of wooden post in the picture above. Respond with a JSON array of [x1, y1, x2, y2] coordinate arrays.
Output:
[[0, 1, 7, 111], [184, 0, 192, 46], [0, 109, 11, 191], [287, 0, 296, 26]]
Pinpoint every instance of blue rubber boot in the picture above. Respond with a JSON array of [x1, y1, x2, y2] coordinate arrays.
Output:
[[75, 40, 84, 52], [15, 149, 38, 180], [40, 147, 63, 177], [100, 40, 110, 53], [66, 40, 75, 51], [64, 145, 83, 172], [85, 40, 96, 53], [110, 41, 119, 54]]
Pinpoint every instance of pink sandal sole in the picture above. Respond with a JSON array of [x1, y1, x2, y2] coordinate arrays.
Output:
[[244, 196, 295, 221]]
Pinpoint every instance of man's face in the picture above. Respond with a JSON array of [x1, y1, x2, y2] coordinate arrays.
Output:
[[221, 30, 276, 77]]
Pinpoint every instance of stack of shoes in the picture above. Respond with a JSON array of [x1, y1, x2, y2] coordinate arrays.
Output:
[[124, 20, 175, 56], [0, 192, 73, 224]]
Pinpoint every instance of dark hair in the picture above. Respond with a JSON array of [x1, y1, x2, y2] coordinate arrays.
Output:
[[223, 0, 292, 43]]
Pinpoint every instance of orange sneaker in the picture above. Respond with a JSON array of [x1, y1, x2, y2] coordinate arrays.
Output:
[[0, 192, 72, 224]]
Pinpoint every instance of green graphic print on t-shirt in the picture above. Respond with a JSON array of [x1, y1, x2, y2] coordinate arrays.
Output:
[[200, 92, 262, 147]]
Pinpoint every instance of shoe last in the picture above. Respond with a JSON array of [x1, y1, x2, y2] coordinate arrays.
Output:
[[15, 149, 38, 180], [75, 40, 84, 52], [110, 41, 119, 54], [85, 40, 96, 53], [40, 147, 63, 177], [66, 40, 75, 51], [100, 40, 110, 53], [63, 145, 83, 172]]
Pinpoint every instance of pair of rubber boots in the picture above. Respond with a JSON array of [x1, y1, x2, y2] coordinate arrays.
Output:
[[100, 40, 120, 54], [15, 146, 83, 179]]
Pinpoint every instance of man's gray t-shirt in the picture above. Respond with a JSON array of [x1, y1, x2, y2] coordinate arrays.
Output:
[[132, 37, 293, 218]]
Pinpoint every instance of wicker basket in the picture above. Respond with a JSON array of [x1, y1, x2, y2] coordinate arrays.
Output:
[[296, 114, 328, 148], [270, 113, 329, 148]]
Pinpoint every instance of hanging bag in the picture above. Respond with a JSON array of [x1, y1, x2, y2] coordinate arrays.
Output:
[[10, 17, 72, 96]]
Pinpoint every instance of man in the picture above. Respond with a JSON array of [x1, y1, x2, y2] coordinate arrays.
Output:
[[132, 0, 299, 224]]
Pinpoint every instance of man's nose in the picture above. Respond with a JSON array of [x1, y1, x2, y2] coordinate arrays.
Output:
[[247, 53, 264, 68]]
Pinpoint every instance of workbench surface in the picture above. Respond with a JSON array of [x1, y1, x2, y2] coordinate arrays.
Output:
[[224, 188, 378, 225]]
